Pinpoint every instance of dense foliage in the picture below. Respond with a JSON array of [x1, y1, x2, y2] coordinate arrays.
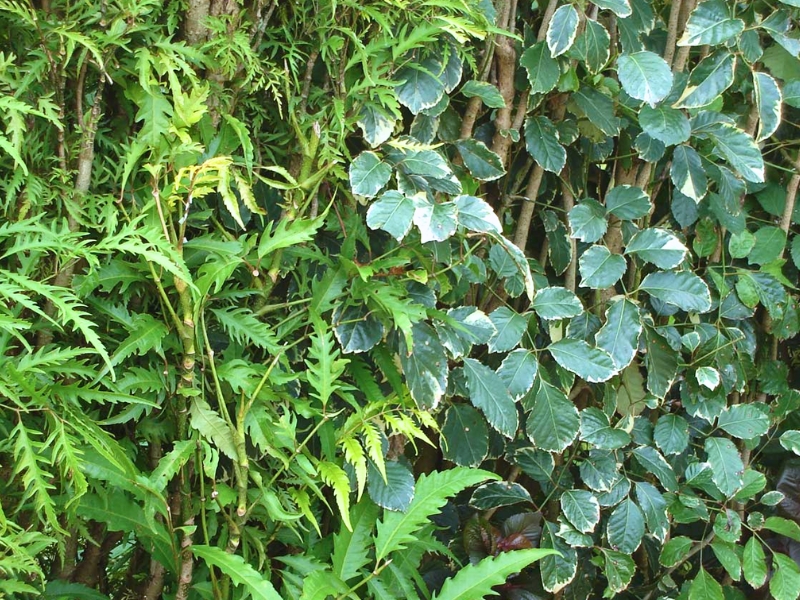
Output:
[[2, 0, 800, 598]]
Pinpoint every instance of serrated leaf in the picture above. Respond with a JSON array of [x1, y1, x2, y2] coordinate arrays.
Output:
[[561, 489, 600, 533], [671, 145, 707, 202], [540, 522, 578, 593], [547, 5, 580, 57], [433, 548, 556, 600], [520, 42, 560, 94], [654, 414, 690, 455], [596, 298, 642, 370], [524, 116, 567, 173], [572, 18, 611, 73], [527, 377, 580, 452], [579, 245, 627, 289], [689, 567, 724, 600], [376, 468, 497, 560], [349, 151, 392, 197], [592, 0, 632, 17], [678, 0, 744, 47], [399, 322, 448, 410], [606, 498, 645, 553], [580, 407, 631, 449], [574, 86, 621, 136], [395, 57, 446, 114], [744, 537, 768, 588], [149, 440, 195, 492], [192, 545, 282, 600], [602, 548, 635, 593], [639, 105, 691, 146], [454, 195, 502, 233], [470, 481, 532, 510], [632, 446, 678, 491], [711, 540, 742, 581], [661, 536, 694, 567], [413, 200, 458, 243], [640, 271, 712, 312], [497, 349, 539, 400], [705, 437, 743, 497], [617, 51, 674, 106], [318, 461, 353, 531], [717, 404, 769, 440], [442, 404, 489, 467], [461, 80, 505, 108], [635, 482, 669, 541], [676, 50, 736, 108], [463, 358, 518, 437], [487, 306, 527, 353], [771, 553, 800, 600], [606, 185, 651, 220], [366, 190, 417, 241], [549, 339, 617, 383], [532, 286, 584, 320], [332, 498, 379, 581], [190, 399, 237, 460], [333, 304, 384, 354], [749, 225, 787, 265], [358, 104, 396, 147], [454, 139, 505, 181], [568, 199, 608, 243]]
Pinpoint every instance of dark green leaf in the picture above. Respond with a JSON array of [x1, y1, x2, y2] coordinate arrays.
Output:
[[573, 86, 621, 136], [463, 358, 519, 437], [349, 151, 392, 197], [748, 225, 787, 265], [607, 498, 645, 553], [442, 404, 489, 467], [717, 404, 769, 440], [705, 437, 743, 497], [743, 537, 768, 588], [654, 414, 690, 455], [527, 377, 580, 452], [400, 322, 448, 410], [548, 339, 617, 382], [578, 245, 627, 289], [595, 298, 641, 370], [561, 489, 600, 533], [470, 481, 532, 509], [632, 446, 678, 491], [689, 567, 724, 600], [660, 536, 694, 567], [524, 116, 567, 173], [395, 57, 446, 114], [704, 122, 765, 183], [580, 407, 631, 449], [617, 52, 674, 105], [497, 349, 539, 400], [671, 145, 707, 202], [532, 286, 584, 320], [593, 0, 632, 17], [639, 105, 691, 146], [640, 271, 712, 313], [605, 185, 651, 220], [635, 481, 669, 541], [644, 327, 679, 398], [676, 51, 736, 108], [488, 306, 527, 353], [602, 549, 636, 593], [678, 0, 744, 46], [540, 522, 578, 593], [460, 80, 505, 108], [454, 139, 505, 181], [572, 18, 611, 73], [334, 304, 384, 354], [520, 42, 560, 94]]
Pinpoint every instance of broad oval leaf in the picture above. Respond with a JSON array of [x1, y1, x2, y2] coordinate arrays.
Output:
[[488, 306, 527, 353], [617, 51, 674, 106], [568, 199, 607, 243], [625, 228, 688, 269], [349, 151, 392, 197], [705, 437, 744, 497], [678, 0, 745, 47], [540, 522, 578, 593], [520, 42, 560, 94], [743, 537, 768, 588], [689, 567, 724, 600], [602, 549, 636, 593], [497, 349, 539, 400], [605, 185, 651, 220], [357, 104, 396, 147], [571, 18, 611, 74], [561, 489, 601, 533], [654, 414, 690, 455], [333, 304, 384, 354], [442, 404, 489, 467], [770, 553, 800, 600], [640, 271, 712, 313], [470, 481, 532, 510], [366, 190, 416, 241], [717, 404, 770, 440], [532, 286, 584, 320], [461, 80, 505, 108], [454, 195, 501, 233], [395, 57, 446, 114], [578, 245, 627, 289], [462, 358, 519, 437], [635, 481, 669, 541], [367, 459, 415, 512], [548, 339, 617, 383], [524, 116, 567, 173], [399, 322, 448, 410], [639, 105, 691, 146], [704, 122, 765, 183], [547, 5, 580, 57], [454, 139, 505, 181], [527, 378, 580, 452], [606, 498, 645, 553], [580, 407, 631, 450]]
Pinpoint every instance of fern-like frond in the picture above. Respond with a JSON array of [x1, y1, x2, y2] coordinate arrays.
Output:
[[210, 306, 281, 353], [305, 319, 350, 408]]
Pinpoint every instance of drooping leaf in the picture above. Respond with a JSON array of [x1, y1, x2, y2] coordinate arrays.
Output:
[[547, 5, 580, 57], [549, 339, 617, 383], [463, 358, 519, 437], [606, 498, 645, 553], [190, 398, 237, 460], [571, 18, 611, 73], [625, 228, 688, 269], [671, 145, 707, 202], [461, 80, 505, 108], [771, 553, 800, 600], [527, 377, 580, 452], [617, 51, 674, 106], [640, 271, 712, 313], [678, 0, 744, 47], [635, 482, 669, 541], [442, 404, 489, 467], [743, 537, 768, 588], [540, 522, 578, 593], [332, 498, 380, 582], [524, 116, 567, 173], [632, 446, 678, 491], [191, 545, 282, 600]]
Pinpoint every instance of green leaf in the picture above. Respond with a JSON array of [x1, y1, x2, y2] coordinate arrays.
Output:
[[578, 245, 627, 289], [470, 481, 532, 509], [497, 349, 539, 400], [602, 549, 635, 593], [568, 199, 607, 243], [678, 0, 744, 46], [580, 407, 631, 449], [433, 548, 557, 600], [463, 358, 519, 437], [717, 404, 769, 440], [149, 440, 195, 493], [191, 545, 282, 600], [375, 468, 497, 560], [640, 271, 712, 313], [635, 131, 666, 162], [349, 151, 392, 197], [654, 414, 690, 455], [368, 459, 415, 512], [660, 536, 694, 567], [520, 42, 560, 94], [632, 446, 678, 491], [532, 286, 584, 320], [442, 404, 489, 467], [548, 339, 617, 383], [190, 398, 237, 460], [592, 0, 632, 17], [748, 225, 787, 265], [574, 86, 621, 136], [617, 51, 673, 105], [605, 185, 651, 220], [487, 306, 527, 353], [671, 145, 707, 202], [332, 498, 379, 581], [366, 190, 417, 241], [318, 461, 353, 531], [454, 139, 505, 181], [791, 235, 800, 269], [703, 122, 765, 183], [635, 482, 669, 541], [644, 328, 678, 398], [763, 516, 800, 542], [400, 322, 448, 410], [42, 582, 110, 600], [596, 298, 641, 370], [547, 4, 580, 57], [258, 210, 326, 258], [705, 437, 743, 497], [689, 567, 724, 600], [413, 199, 458, 243], [743, 537, 768, 588], [615, 363, 649, 417], [333, 304, 384, 354], [729, 230, 756, 259], [540, 522, 578, 593], [561, 489, 600, 533], [358, 104, 396, 147], [676, 51, 736, 108], [395, 57, 446, 114], [781, 430, 800, 455], [455, 195, 502, 233], [571, 18, 611, 73], [771, 553, 800, 600], [711, 540, 742, 581], [461, 80, 505, 108], [639, 105, 691, 146], [606, 498, 645, 553], [524, 116, 567, 173], [627, 228, 688, 269], [527, 377, 580, 452]]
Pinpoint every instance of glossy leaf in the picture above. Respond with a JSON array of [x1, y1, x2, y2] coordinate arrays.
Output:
[[532, 286, 583, 320], [520, 42, 560, 94], [395, 57, 446, 114], [460, 80, 505, 108], [192, 545, 282, 600], [605, 185, 651, 220], [705, 437, 744, 497], [497, 349, 539, 400], [676, 51, 736, 108], [671, 145, 707, 202], [463, 358, 519, 437], [639, 105, 691, 146], [595, 298, 641, 370], [568, 199, 607, 243], [349, 151, 392, 197], [580, 407, 631, 449], [678, 0, 744, 47], [617, 52, 673, 105], [561, 489, 600, 533], [527, 377, 580, 452], [578, 245, 627, 289], [470, 481, 533, 510], [442, 404, 489, 467], [524, 116, 567, 173], [625, 228, 688, 269], [640, 271, 712, 313], [606, 498, 645, 553], [547, 5, 580, 57], [548, 339, 617, 383], [454, 139, 505, 181]]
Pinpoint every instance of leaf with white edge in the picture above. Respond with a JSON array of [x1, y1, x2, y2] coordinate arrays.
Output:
[[454, 195, 501, 233], [678, 0, 744, 47], [635, 482, 669, 541], [357, 104, 397, 148], [487, 306, 527, 353], [461, 80, 505, 108], [671, 145, 707, 202], [442, 404, 489, 467], [436, 306, 495, 359], [548, 339, 617, 383], [470, 481, 532, 510], [616, 364, 648, 417], [696, 366, 720, 389], [561, 489, 600, 533], [463, 358, 518, 437], [524, 116, 567, 173], [592, 0, 632, 17], [703, 122, 765, 183], [540, 522, 578, 593], [676, 50, 736, 108], [654, 414, 690, 455], [574, 86, 621, 136], [627, 228, 688, 269], [639, 105, 691, 146], [705, 437, 743, 497], [395, 57, 446, 114], [607, 498, 645, 553], [334, 304, 384, 354], [635, 131, 666, 162], [572, 18, 611, 74], [781, 430, 800, 455], [579, 245, 627, 289], [749, 225, 787, 265], [602, 549, 636, 593], [191, 545, 282, 600], [547, 5, 580, 57], [399, 322, 448, 410], [771, 553, 800, 600], [617, 51, 674, 106], [640, 271, 712, 312], [454, 139, 505, 181], [711, 540, 742, 581], [606, 185, 651, 220], [497, 349, 539, 400], [596, 299, 641, 370], [689, 567, 724, 600], [532, 286, 583, 320], [490, 233, 535, 300], [644, 327, 678, 398], [366, 190, 416, 241], [527, 377, 580, 452], [580, 407, 631, 449], [432, 548, 557, 600], [413, 200, 458, 243], [375, 468, 497, 560], [568, 199, 607, 243], [718, 404, 769, 440], [632, 446, 678, 491], [744, 537, 768, 588], [661, 536, 694, 567], [349, 151, 392, 198], [520, 42, 560, 94]]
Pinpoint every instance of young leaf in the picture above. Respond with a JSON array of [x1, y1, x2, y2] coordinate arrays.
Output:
[[318, 461, 353, 531], [770, 553, 800, 600]]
